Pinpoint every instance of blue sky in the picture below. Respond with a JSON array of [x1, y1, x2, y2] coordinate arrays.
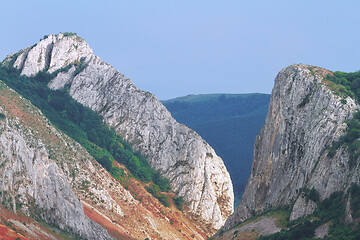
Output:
[[1, 1, 360, 99]]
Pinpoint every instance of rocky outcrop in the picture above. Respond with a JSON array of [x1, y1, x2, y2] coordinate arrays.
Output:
[[0, 80, 209, 239], [289, 196, 317, 221], [0, 82, 112, 239], [10, 33, 234, 230], [223, 64, 360, 230]]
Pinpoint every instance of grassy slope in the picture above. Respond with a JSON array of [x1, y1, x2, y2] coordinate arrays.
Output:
[[162, 93, 270, 206]]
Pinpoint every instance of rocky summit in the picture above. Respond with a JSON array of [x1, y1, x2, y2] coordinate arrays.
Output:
[[223, 64, 360, 231], [9, 33, 234, 230]]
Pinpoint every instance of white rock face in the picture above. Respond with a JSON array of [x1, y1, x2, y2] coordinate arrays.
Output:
[[289, 196, 317, 221], [223, 64, 360, 230], [0, 81, 209, 239], [12, 34, 234, 229], [14, 34, 93, 76], [0, 85, 112, 239]]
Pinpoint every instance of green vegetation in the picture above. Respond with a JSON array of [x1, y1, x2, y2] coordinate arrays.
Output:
[[301, 187, 320, 203], [328, 111, 360, 168], [258, 187, 360, 240], [0, 112, 6, 120], [146, 184, 170, 207], [323, 71, 360, 101], [260, 220, 318, 240], [0, 59, 172, 203], [173, 196, 184, 211], [314, 191, 345, 222], [73, 59, 87, 76], [62, 32, 77, 37], [40, 32, 77, 40], [350, 183, 360, 219], [41, 35, 49, 41], [324, 71, 360, 168], [162, 93, 270, 206], [210, 209, 290, 240]]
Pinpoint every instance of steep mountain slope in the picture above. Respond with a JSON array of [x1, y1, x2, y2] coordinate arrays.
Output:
[[222, 64, 360, 234], [162, 94, 270, 206], [6, 33, 234, 230], [0, 81, 111, 239], [0, 78, 209, 239]]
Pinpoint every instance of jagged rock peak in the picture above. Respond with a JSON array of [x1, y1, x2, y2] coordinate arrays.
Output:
[[11, 33, 234, 230], [223, 64, 360, 230], [13, 33, 94, 76]]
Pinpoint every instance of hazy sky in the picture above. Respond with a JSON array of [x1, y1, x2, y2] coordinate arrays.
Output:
[[1, 1, 360, 100]]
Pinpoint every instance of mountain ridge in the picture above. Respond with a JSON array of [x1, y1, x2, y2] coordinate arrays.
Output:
[[6, 32, 234, 231], [162, 93, 268, 102], [0, 57, 209, 239]]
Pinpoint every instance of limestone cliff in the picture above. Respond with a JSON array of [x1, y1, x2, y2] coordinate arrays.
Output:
[[9, 33, 234, 230], [0, 78, 211, 239], [223, 64, 360, 230], [0, 81, 112, 239]]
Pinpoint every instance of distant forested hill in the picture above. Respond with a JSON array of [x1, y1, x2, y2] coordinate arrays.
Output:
[[162, 93, 270, 206]]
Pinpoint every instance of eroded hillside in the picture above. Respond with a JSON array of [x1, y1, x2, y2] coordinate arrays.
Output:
[[5, 33, 234, 231], [0, 79, 208, 239]]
